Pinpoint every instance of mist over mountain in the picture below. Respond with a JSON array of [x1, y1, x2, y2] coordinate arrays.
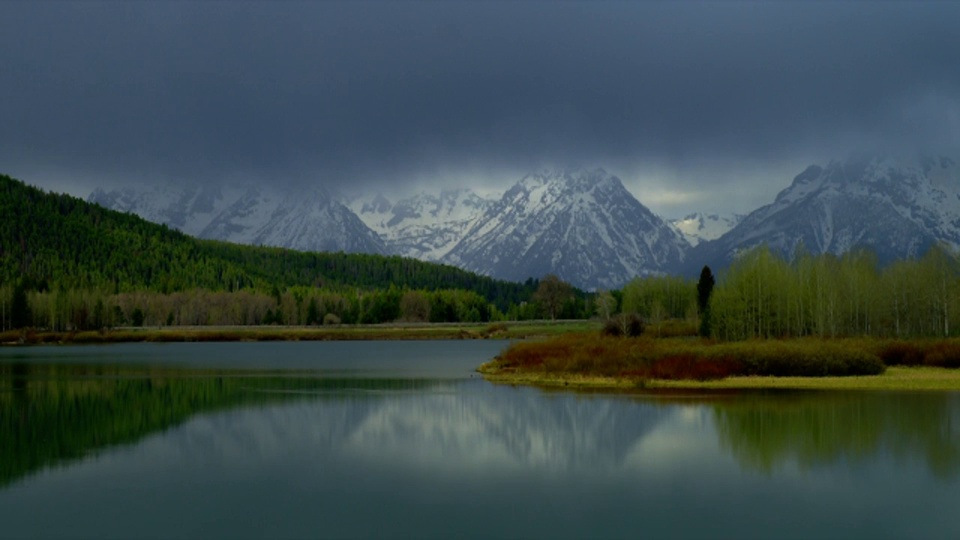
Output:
[[347, 189, 496, 262], [90, 184, 387, 255]]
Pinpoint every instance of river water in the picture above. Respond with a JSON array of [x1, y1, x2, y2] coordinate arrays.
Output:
[[2, 341, 959, 539]]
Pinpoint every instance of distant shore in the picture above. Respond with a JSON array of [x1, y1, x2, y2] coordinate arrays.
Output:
[[0, 320, 600, 345]]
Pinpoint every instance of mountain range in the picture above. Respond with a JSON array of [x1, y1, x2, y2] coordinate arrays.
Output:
[[88, 155, 960, 288], [687, 155, 960, 272]]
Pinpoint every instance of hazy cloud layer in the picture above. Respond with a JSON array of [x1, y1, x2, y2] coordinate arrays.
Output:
[[3, 1, 959, 215]]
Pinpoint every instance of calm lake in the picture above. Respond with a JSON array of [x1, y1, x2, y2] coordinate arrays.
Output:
[[2, 341, 960, 539]]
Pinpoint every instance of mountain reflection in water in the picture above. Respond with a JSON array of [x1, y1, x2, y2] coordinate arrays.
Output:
[[4, 362, 960, 485], [2, 342, 960, 539]]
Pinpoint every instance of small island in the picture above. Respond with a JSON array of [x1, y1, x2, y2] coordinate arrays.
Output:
[[480, 253, 960, 392]]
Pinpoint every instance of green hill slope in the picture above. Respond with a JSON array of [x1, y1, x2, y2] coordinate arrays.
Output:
[[0, 174, 536, 308]]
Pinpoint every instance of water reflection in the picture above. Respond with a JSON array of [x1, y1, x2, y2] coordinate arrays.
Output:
[[341, 388, 671, 473], [3, 344, 960, 539], [0, 361, 450, 488], [713, 391, 960, 478], [7, 359, 960, 484]]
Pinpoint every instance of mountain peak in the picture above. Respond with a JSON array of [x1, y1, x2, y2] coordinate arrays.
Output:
[[444, 169, 686, 289]]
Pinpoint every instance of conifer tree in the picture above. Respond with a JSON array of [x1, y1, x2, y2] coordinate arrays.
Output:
[[10, 283, 30, 329], [697, 265, 715, 337]]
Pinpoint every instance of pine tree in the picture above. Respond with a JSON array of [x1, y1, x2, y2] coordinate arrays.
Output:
[[697, 265, 715, 337], [10, 284, 30, 329]]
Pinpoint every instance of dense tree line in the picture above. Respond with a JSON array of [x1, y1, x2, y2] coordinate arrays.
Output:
[[609, 245, 960, 341], [1, 283, 597, 330], [710, 246, 960, 339]]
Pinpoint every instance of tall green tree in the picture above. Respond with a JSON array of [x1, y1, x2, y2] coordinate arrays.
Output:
[[594, 289, 617, 320], [533, 274, 574, 320], [622, 275, 694, 322], [400, 291, 431, 322]]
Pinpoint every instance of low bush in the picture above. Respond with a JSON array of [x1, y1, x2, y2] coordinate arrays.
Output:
[[601, 314, 645, 338], [601, 319, 621, 337], [645, 353, 743, 381], [924, 341, 960, 368], [714, 340, 885, 377], [877, 341, 924, 366]]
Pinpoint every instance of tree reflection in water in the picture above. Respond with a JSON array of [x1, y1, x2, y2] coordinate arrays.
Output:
[[0, 362, 444, 488], [712, 391, 960, 479]]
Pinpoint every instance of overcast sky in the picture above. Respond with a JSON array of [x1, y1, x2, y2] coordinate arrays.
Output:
[[3, 1, 959, 217]]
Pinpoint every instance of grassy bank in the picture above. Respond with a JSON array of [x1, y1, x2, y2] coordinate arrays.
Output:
[[478, 364, 960, 391], [479, 332, 960, 391], [0, 320, 600, 345]]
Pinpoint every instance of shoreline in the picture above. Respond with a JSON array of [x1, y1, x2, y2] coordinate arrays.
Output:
[[477, 362, 960, 391], [0, 320, 600, 346]]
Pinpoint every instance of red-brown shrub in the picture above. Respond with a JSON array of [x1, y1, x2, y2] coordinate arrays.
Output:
[[647, 354, 743, 381], [924, 341, 960, 368], [878, 342, 924, 366]]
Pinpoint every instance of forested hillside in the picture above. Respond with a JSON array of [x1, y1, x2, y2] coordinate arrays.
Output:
[[1, 174, 589, 329], [0, 174, 535, 302]]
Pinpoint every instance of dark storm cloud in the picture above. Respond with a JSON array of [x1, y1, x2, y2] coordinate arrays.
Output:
[[2, 1, 959, 208]]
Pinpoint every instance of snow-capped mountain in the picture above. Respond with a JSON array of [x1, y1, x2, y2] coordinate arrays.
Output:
[[348, 189, 496, 261], [668, 213, 743, 247], [90, 184, 386, 254], [443, 168, 688, 290], [689, 155, 960, 271], [86, 155, 960, 287]]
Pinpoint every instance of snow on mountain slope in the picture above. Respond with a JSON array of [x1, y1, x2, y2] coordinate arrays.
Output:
[[688, 155, 960, 272], [443, 168, 688, 290], [88, 155, 960, 285], [88, 184, 245, 237], [668, 213, 743, 247], [349, 189, 495, 260], [90, 184, 386, 255], [201, 185, 387, 254]]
